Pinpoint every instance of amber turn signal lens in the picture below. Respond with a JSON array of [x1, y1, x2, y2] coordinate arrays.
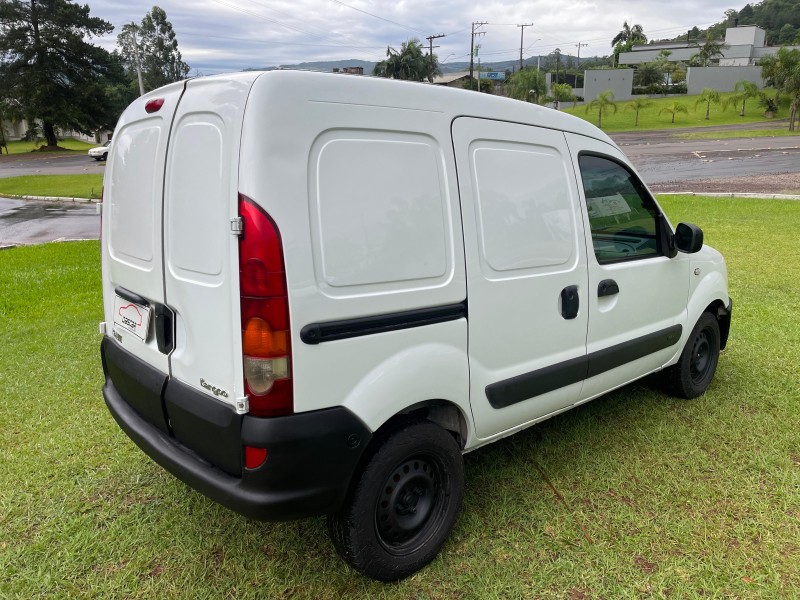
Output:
[[242, 317, 288, 357]]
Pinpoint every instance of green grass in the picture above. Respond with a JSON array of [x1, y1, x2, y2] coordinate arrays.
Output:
[[565, 92, 786, 132], [0, 174, 103, 199], [2, 197, 799, 597], [0, 138, 97, 155], [675, 128, 800, 140]]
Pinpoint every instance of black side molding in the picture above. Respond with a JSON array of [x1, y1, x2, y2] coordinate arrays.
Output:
[[301, 301, 467, 345], [486, 324, 683, 409]]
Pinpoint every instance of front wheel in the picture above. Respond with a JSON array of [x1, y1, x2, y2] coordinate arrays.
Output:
[[662, 312, 720, 399], [327, 419, 464, 581]]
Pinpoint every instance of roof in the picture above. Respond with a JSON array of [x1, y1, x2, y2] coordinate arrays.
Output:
[[432, 71, 471, 85]]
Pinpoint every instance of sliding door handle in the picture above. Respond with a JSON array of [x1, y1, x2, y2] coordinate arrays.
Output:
[[598, 279, 620, 297]]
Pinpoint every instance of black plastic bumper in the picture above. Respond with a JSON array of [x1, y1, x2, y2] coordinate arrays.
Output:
[[101, 337, 371, 521]]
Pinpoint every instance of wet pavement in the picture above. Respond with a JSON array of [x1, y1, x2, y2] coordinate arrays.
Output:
[[0, 153, 106, 178], [0, 198, 99, 246]]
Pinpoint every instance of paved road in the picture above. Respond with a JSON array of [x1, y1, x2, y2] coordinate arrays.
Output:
[[1, 124, 798, 246], [610, 130, 800, 185], [0, 198, 99, 246], [0, 152, 106, 178]]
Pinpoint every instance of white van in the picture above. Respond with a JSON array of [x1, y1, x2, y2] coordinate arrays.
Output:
[[100, 71, 731, 581]]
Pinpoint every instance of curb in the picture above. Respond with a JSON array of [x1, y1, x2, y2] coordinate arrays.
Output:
[[0, 193, 98, 203], [655, 192, 800, 200]]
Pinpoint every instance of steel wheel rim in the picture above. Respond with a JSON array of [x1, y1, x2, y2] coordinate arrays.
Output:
[[375, 455, 446, 555], [690, 329, 713, 384]]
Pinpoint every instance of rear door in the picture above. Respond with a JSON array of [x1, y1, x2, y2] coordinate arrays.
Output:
[[102, 83, 185, 374], [162, 75, 256, 411], [452, 118, 589, 440], [102, 75, 258, 411]]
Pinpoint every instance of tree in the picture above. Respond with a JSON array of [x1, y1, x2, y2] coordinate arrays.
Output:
[[507, 69, 547, 104], [625, 97, 652, 127], [612, 21, 647, 47], [692, 37, 727, 67], [634, 62, 664, 88], [462, 77, 494, 94], [0, 0, 114, 147], [760, 48, 800, 131], [695, 88, 721, 120], [660, 102, 688, 124], [117, 6, 189, 93], [732, 80, 759, 117], [585, 90, 617, 128], [549, 83, 574, 110], [373, 39, 440, 82]]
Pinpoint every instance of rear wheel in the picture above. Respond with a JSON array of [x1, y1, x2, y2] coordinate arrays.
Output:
[[328, 419, 464, 581], [663, 312, 720, 399]]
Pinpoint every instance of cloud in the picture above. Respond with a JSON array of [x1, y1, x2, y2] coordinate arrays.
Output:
[[89, 0, 737, 74]]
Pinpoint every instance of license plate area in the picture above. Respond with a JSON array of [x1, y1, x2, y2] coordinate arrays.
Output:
[[113, 295, 152, 342]]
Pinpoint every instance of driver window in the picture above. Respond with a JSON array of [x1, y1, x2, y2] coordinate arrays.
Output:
[[578, 154, 660, 264]]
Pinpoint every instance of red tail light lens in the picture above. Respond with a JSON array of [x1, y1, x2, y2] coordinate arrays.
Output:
[[239, 194, 292, 417]]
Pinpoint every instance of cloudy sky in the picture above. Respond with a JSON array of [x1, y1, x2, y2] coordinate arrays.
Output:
[[89, 0, 740, 73]]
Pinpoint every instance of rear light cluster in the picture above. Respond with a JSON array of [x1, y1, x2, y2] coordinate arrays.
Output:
[[238, 194, 293, 417]]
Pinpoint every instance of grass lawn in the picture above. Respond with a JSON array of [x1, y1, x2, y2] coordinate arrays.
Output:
[[0, 174, 103, 199], [1, 138, 96, 155], [565, 92, 786, 133], [675, 128, 800, 140], [1, 196, 799, 597]]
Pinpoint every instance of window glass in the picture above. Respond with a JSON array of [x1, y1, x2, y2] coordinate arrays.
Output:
[[578, 154, 660, 264], [472, 143, 575, 272]]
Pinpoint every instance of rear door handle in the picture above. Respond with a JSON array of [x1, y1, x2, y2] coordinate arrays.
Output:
[[598, 279, 620, 297], [561, 285, 579, 320]]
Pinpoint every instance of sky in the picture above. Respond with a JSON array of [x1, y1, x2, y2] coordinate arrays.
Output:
[[89, 0, 741, 74]]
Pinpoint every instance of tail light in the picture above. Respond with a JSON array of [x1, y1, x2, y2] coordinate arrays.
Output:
[[238, 194, 293, 417]]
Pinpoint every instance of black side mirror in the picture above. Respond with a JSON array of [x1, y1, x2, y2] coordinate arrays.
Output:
[[675, 222, 704, 254]]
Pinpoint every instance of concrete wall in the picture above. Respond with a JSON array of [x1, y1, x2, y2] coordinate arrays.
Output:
[[725, 26, 764, 47], [686, 65, 762, 95], [583, 69, 634, 102]]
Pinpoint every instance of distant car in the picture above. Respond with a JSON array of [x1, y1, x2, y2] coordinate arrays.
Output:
[[88, 143, 110, 161]]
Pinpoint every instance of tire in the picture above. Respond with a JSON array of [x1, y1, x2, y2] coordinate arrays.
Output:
[[327, 419, 464, 581], [101, 153, 108, 161], [662, 312, 720, 399], [93, 157, 102, 161]]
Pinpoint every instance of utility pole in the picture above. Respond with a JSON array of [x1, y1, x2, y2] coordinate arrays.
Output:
[[130, 24, 145, 96], [469, 22, 487, 89], [517, 23, 534, 72], [426, 33, 445, 82], [575, 42, 587, 67]]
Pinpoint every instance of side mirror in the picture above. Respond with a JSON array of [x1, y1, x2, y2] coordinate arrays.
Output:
[[675, 222, 704, 254]]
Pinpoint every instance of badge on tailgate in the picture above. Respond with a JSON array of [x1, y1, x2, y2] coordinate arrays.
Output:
[[113, 295, 152, 341]]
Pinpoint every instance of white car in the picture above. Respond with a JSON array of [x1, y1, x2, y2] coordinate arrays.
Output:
[[99, 72, 731, 581], [88, 143, 109, 161]]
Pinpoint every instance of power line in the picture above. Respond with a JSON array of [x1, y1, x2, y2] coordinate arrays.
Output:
[[327, 0, 424, 36]]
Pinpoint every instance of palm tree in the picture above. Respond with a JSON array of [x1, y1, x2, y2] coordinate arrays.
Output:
[[695, 88, 721, 120], [373, 39, 441, 82], [760, 48, 800, 131], [508, 69, 547, 104], [549, 83, 574, 110], [625, 97, 652, 127], [732, 80, 759, 116], [660, 102, 688, 124], [692, 37, 728, 67], [585, 90, 617, 128], [611, 21, 647, 47]]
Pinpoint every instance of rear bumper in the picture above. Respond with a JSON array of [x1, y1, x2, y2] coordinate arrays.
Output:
[[101, 337, 371, 520]]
